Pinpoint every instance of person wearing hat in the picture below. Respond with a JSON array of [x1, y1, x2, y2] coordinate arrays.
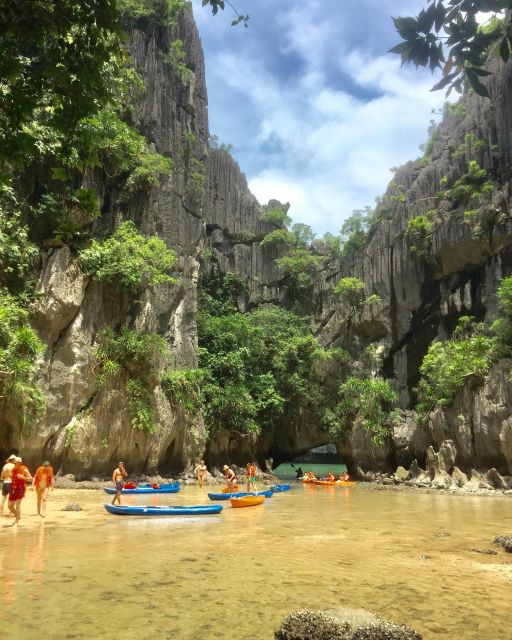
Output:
[[222, 464, 237, 493], [33, 460, 55, 518], [111, 462, 128, 505], [0, 454, 16, 517], [8, 457, 32, 525]]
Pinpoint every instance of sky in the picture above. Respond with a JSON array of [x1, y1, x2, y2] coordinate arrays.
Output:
[[190, 0, 446, 236]]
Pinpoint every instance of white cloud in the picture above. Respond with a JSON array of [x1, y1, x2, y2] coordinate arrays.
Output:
[[192, 0, 446, 235]]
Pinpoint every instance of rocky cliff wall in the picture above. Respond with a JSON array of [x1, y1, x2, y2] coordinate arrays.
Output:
[[7, 8, 512, 478], [3, 7, 209, 476], [311, 58, 512, 475]]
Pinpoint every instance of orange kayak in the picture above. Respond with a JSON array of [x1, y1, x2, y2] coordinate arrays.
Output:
[[230, 495, 265, 508], [311, 480, 336, 486]]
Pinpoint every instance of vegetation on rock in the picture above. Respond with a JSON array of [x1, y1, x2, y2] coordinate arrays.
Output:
[[77, 221, 176, 292]]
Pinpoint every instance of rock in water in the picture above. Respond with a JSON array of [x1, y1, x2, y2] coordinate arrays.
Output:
[[275, 610, 350, 640], [61, 502, 81, 512], [494, 535, 512, 552]]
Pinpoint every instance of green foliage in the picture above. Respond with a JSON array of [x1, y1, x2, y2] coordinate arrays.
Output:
[[260, 229, 295, 247], [118, 0, 186, 26], [291, 223, 316, 247], [416, 316, 498, 412], [0, 194, 38, 287], [78, 221, 176, 292], [0, 291, 45, 427], [445, 160, 493, 206], [336, 376, 398, 443], [419, 119, 440, 155], [339, 208, 372, 254], [163, 368, 205, 416], [163, 39, 194, 86], [95, 327, 171, 433], [406, 214, 434, 257], [197, 272, 348, 440], [445, 101, 466, 117], [275, 248, 323, 292], [200, 0, 250, 27], [0, 0, 124, 170], [260, 207, 292, 228], [390, 1, 512, 97], [334, 277, 381, 329]]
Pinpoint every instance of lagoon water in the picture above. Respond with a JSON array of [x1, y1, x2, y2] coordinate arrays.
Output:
[[1, 483, 511, 639]]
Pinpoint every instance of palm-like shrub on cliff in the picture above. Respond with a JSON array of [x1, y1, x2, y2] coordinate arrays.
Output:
[[95, 327, 171, 432], [0, 292, 45, 428], [416, 316, 498, 413], [78, 221, 176, 292]]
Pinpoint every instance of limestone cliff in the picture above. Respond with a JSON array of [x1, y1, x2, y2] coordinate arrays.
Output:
[[4, 7, 512, 478]]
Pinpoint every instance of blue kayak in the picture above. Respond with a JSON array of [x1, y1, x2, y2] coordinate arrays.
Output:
[[208, 490, 273, 501], [270, 484, 292, 492], [104, 503, 222, 516], [103, 483, 180, 495]]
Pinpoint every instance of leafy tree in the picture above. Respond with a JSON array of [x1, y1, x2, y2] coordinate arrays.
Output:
[[77, 221, 176, 292], [291, 223, 316, 247], [334, 277, 381, 331], [197, 272, 348, 442], [275, 247, 323, 292], [339, 208, 372, 254], [0, 291, 45, 428], [335, 377, 398, 443], [416, 316, 498, 412], [406, 214, 435, 257], [390, 1, 512, 97]]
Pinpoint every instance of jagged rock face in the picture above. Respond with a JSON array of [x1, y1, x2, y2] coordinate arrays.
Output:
[[308, 59, 512, 474], [4, 8, 209, 474]]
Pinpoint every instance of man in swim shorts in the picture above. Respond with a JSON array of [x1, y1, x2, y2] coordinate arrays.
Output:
[[111, 462, 128, 505], [246, 462, 257, 492], [1, 454, 16, 516], [8, 457, 33, 526]]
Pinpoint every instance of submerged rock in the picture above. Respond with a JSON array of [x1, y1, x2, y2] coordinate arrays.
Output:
[[61, 502, 81, 511], [494, 535, 512, 552], [275, 609, 421, 640], [274, 610, 350, 640]]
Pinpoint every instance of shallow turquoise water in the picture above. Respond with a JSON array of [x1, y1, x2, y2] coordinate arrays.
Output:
[[1, 483, 511, 639]]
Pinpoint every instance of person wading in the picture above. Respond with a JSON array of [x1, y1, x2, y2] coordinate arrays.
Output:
[[246, 462, 257, 493], [222, 465, 237, 493], [1, 454, 16, 517], [8, 457, 32, 526], [111, 462, 128, 505], [195, 459, 208, 490], [33, 461, 55, 518]]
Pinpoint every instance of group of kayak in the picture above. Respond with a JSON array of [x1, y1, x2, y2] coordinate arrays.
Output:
[[103, 482, 292, 516], [301, 471, 356, 487]]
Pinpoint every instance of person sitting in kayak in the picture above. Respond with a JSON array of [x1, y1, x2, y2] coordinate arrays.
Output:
[[325, 472, 335, 482], [222, 465, 237, 492], [339, 472, 350, 482], [303, 471, 315, 481]]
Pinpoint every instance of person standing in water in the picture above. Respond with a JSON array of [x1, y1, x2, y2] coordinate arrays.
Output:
[[222, 464, 237, 492], [111, 462, 128, 505], [245, 461, 257, 492], [1, 454, 16, 516], [195, 459, 208, 490], [33, 461, 55, 517], [8, 457, 33, 526]]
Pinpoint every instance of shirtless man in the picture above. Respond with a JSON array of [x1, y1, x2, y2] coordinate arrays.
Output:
[[8, 457, 33, 526], [111, 462, 128, 505], [195, 460, 208, 490], [1, 454, 16, 516]]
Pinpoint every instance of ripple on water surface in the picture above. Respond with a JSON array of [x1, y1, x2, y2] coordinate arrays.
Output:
[[1, 484, 511, 639]]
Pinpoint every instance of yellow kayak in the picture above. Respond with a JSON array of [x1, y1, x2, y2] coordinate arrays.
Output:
[[230, 495, 265, 508]]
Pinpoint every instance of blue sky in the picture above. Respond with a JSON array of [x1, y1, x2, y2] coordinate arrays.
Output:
[[191, 0, 446, 235]]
